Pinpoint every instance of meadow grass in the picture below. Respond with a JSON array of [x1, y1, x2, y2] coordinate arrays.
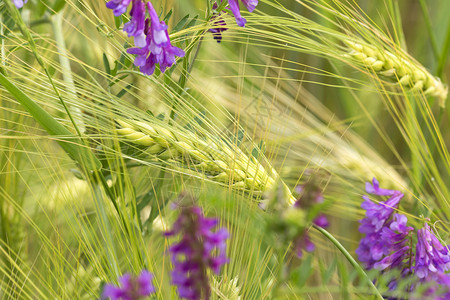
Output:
[[0, 0, 449, 299]]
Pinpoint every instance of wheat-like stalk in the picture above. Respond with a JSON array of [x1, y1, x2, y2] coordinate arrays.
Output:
[[346, 41, 448, 105], [211, 276, 242, 300], [115, 119, 296, 204]]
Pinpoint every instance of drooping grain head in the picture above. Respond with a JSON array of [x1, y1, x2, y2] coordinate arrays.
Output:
[[115, 119, 297, 204], [346, 41, 448, 106]]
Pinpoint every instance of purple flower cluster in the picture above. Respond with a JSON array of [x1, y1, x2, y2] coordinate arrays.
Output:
[[102, 270, 155, 300], [293, 184, 329, 258], [357, 178, 450, 298], [12, 0, 27, 8], [415, 223, 450, 298], [165, 205, 229, 299], [356, 178, 411, 270], [106, 0, 185, 75]]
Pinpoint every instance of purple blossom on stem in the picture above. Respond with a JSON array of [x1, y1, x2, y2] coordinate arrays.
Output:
[[294, 213, 329, 258], [102, 270, 155, 300], [376, 214, 413, 271], [356, 179, 450, 298], [410, 223, 450, 299], [294, 231, 315, 258], [227, 0, 258, 27], [12, 0, 27, 8], [355, 179, 407, 270], [293, 184, 328, 258], [359, 192, 403, 233], [123, 0, 147, 47], [105, 0, 185, 75], [165, 205, 229, 300], [209, 3, 228, 43], [415, 223, 450, 281], [106, 0, 132, 16], [127, 2, 185, 75], [365, 177, 399, 196]]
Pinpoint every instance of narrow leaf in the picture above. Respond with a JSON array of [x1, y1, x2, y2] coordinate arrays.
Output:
[[0, 72, 101, 172]]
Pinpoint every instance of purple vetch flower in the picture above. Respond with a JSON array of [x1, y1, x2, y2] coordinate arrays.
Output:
[[105, 0, 185, 75], [12, 0, 27, 8], [123, 0, 147, 47], [294, 183, 324, 208], [227, 0, 258, 27], [127, 2, 185, 75], [209, 3, 229, 43], [102, 270, 155, 300], [356, 179, 415, 297], [415, 223, 450, 281], [412, 223, 450, 299], [294, 213, 329, 258], [292, 183, 329, 258], [413, 274, 450, 300], [356, 179, 410, 270], [357, 179, 450, 298], [313, 214, 329, 228], [365, 177, 399, 196], [359, 192, 403, 233], [165, 205, 229, 300], [294, 230, 315, 258], [376, 214, 413, 271], [106, 0, 132, 16]]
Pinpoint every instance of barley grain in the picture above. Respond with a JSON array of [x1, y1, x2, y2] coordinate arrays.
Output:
[[346, 41, 448, 105], [115, 119, 296, 204]]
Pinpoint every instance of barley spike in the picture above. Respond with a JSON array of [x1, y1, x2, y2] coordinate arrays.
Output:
[[346, 41, 448, 106], [115, 119, 297, 204]]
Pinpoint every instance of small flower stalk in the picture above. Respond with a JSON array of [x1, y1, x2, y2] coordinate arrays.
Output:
[[102, 270, 155, 300], [357, 178, 450, 298], [165, 201, 229, 300], [106, 0, 185, 75]]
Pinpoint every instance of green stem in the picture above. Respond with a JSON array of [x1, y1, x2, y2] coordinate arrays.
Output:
[[97, 171, 144, 267], [187, 36, 204, 75], [386, 0, 406, 50], [418, 0, 440, 60], [4, 1, 83, 137], [1, 15, 5, 68], [410, 94, 421, 195], [313, 225, 384, 300], [169, 15, 214, 121], [51, 12, 85, 132], [270, 248, 289, 298], [29, 18, 51, 28], [0, 72, 101, 172], [93, 184, 119, 278], [437, 18, 450, 77], [0, 196, 12, 277]]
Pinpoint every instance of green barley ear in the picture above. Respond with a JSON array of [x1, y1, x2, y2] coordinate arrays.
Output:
[[211, 276, 242, 300], [345, 40, 448, 106], [114, 118, 297, 204]]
